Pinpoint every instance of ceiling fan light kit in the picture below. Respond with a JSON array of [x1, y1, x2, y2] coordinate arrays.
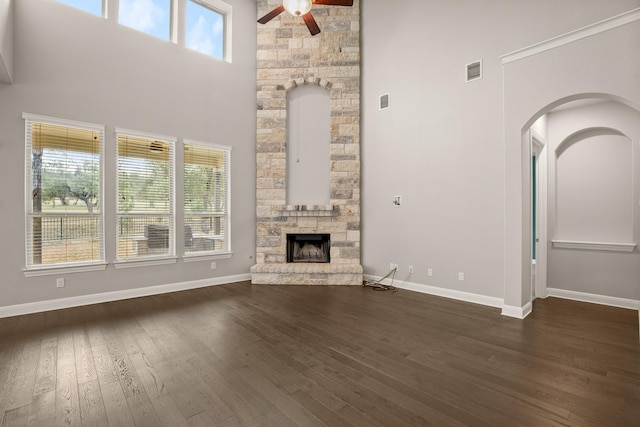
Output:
[[258, 0, 354, 36], [283, 0, 312, 16]]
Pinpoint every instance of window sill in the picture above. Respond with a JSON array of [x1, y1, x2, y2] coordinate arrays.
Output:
[[183, 251, 233, 262], [551, 240, 637, 252], [113, 257, 178, 269], [24, 262, 108, 277]]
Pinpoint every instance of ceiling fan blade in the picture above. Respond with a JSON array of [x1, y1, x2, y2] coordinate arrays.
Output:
[[302, 12, 321, 36], [257, 5, 285, 24], [312, 0, 354, 6]]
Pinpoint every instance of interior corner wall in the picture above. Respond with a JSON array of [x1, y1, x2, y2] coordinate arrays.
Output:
[[0, 0, 13, 84], [361, 0, 640, 305], [0, 0, 256, 310], [546, 101, 640, 300], [503, 19, 640, 308]]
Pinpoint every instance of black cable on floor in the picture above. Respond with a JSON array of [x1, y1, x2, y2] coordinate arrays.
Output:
[[363, 268, 397, 292]]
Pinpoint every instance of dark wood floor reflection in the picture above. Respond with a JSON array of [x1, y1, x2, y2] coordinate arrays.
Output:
[[0, 282, 638, 426]]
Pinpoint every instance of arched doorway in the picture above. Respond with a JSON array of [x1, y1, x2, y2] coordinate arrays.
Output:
[[523, 97, 640, 310], [500, 9, 640, 320]]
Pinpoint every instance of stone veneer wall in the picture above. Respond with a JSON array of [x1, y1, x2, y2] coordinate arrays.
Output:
[[250, 0, 362, 285]]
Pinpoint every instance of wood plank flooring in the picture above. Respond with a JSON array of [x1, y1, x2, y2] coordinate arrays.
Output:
[[0, 282, 639, 426]]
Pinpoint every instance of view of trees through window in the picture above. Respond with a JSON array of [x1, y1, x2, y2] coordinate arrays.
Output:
[[26, 120, 104, 267], [184, 142, 229, 254], [25, 118, 230, 269], [117, 133, 174, 259], [42, 152, 100, 213]]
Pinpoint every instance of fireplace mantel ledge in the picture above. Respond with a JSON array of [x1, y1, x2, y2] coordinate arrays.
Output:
[[277, 205, 338, 217]]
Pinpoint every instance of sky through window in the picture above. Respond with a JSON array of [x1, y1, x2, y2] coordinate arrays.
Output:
[[186, 0, 224, 60], [119, 0, 171, 41], [57, 0, 228, 61], [57, 0, 102, 16]]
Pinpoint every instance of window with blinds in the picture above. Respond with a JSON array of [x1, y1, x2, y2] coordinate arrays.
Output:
[[24, 114, 105, 269], [184, 141, 231, 255], [116, 130, 175, 260]]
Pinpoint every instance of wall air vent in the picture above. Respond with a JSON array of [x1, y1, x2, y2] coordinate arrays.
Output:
[[379, 93, 390, 110], [466, 60, 482, 82]]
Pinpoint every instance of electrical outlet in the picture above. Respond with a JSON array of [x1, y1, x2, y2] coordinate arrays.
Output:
[[458, 272, 465, 281], [393, 195, 402, 206], [390, 263, 398, 271], [210, 262, 217, 270], [408, 266, 414, 274], [428, 268, 433, 276], [56, 278, 65, 288]]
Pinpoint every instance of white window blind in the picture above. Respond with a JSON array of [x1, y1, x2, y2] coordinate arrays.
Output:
[[24, 114, 105, 269], [116, 129, 175, 260], [184, 141, 231, 255]]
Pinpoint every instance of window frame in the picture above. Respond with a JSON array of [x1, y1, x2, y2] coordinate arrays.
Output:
[[183, 139, 232, 259], [23, 113, 107, 275], [56, 0, 233, 63], [184, 0, 232, 62], [115, 128, 177, 266]]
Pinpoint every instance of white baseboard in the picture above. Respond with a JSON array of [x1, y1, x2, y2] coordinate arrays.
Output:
[[501, 302, 533, 319], [547, 288, 640, 311], [0, 273, 251, 319], [364, 275, 504, 309]]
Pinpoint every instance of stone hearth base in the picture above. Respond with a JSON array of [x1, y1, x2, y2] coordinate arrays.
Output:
[[251, 263, 363, 286]]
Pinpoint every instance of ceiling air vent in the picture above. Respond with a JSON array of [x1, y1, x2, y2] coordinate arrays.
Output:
[[466, 60, 482, 83], [379, 93, 390, 110]]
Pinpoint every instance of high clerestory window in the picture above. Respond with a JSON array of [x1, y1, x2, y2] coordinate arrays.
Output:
[[56, 0, 232, 62], [119, 0, 171, 41], [24, 114, 105, 270], [56, 0, 103, 17], [186, 0, 226, 60]]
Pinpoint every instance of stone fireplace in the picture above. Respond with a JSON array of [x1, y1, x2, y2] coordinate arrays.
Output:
[[250, 0, 363, 285]]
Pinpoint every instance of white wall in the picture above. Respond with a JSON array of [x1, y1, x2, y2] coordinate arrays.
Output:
[[0, 0, 13, 84], [546, 101, 640, 300], [0, 0, 256, 310], [361, 0, 640, 307]]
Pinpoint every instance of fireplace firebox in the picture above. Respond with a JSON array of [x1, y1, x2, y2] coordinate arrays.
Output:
[[287, 234, 330, 263]]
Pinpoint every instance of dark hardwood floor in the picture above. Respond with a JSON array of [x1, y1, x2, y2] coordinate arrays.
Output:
[[0, 281, 638, 426]]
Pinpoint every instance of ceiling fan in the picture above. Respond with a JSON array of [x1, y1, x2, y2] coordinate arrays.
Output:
[[258, 0, 354, 36]]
